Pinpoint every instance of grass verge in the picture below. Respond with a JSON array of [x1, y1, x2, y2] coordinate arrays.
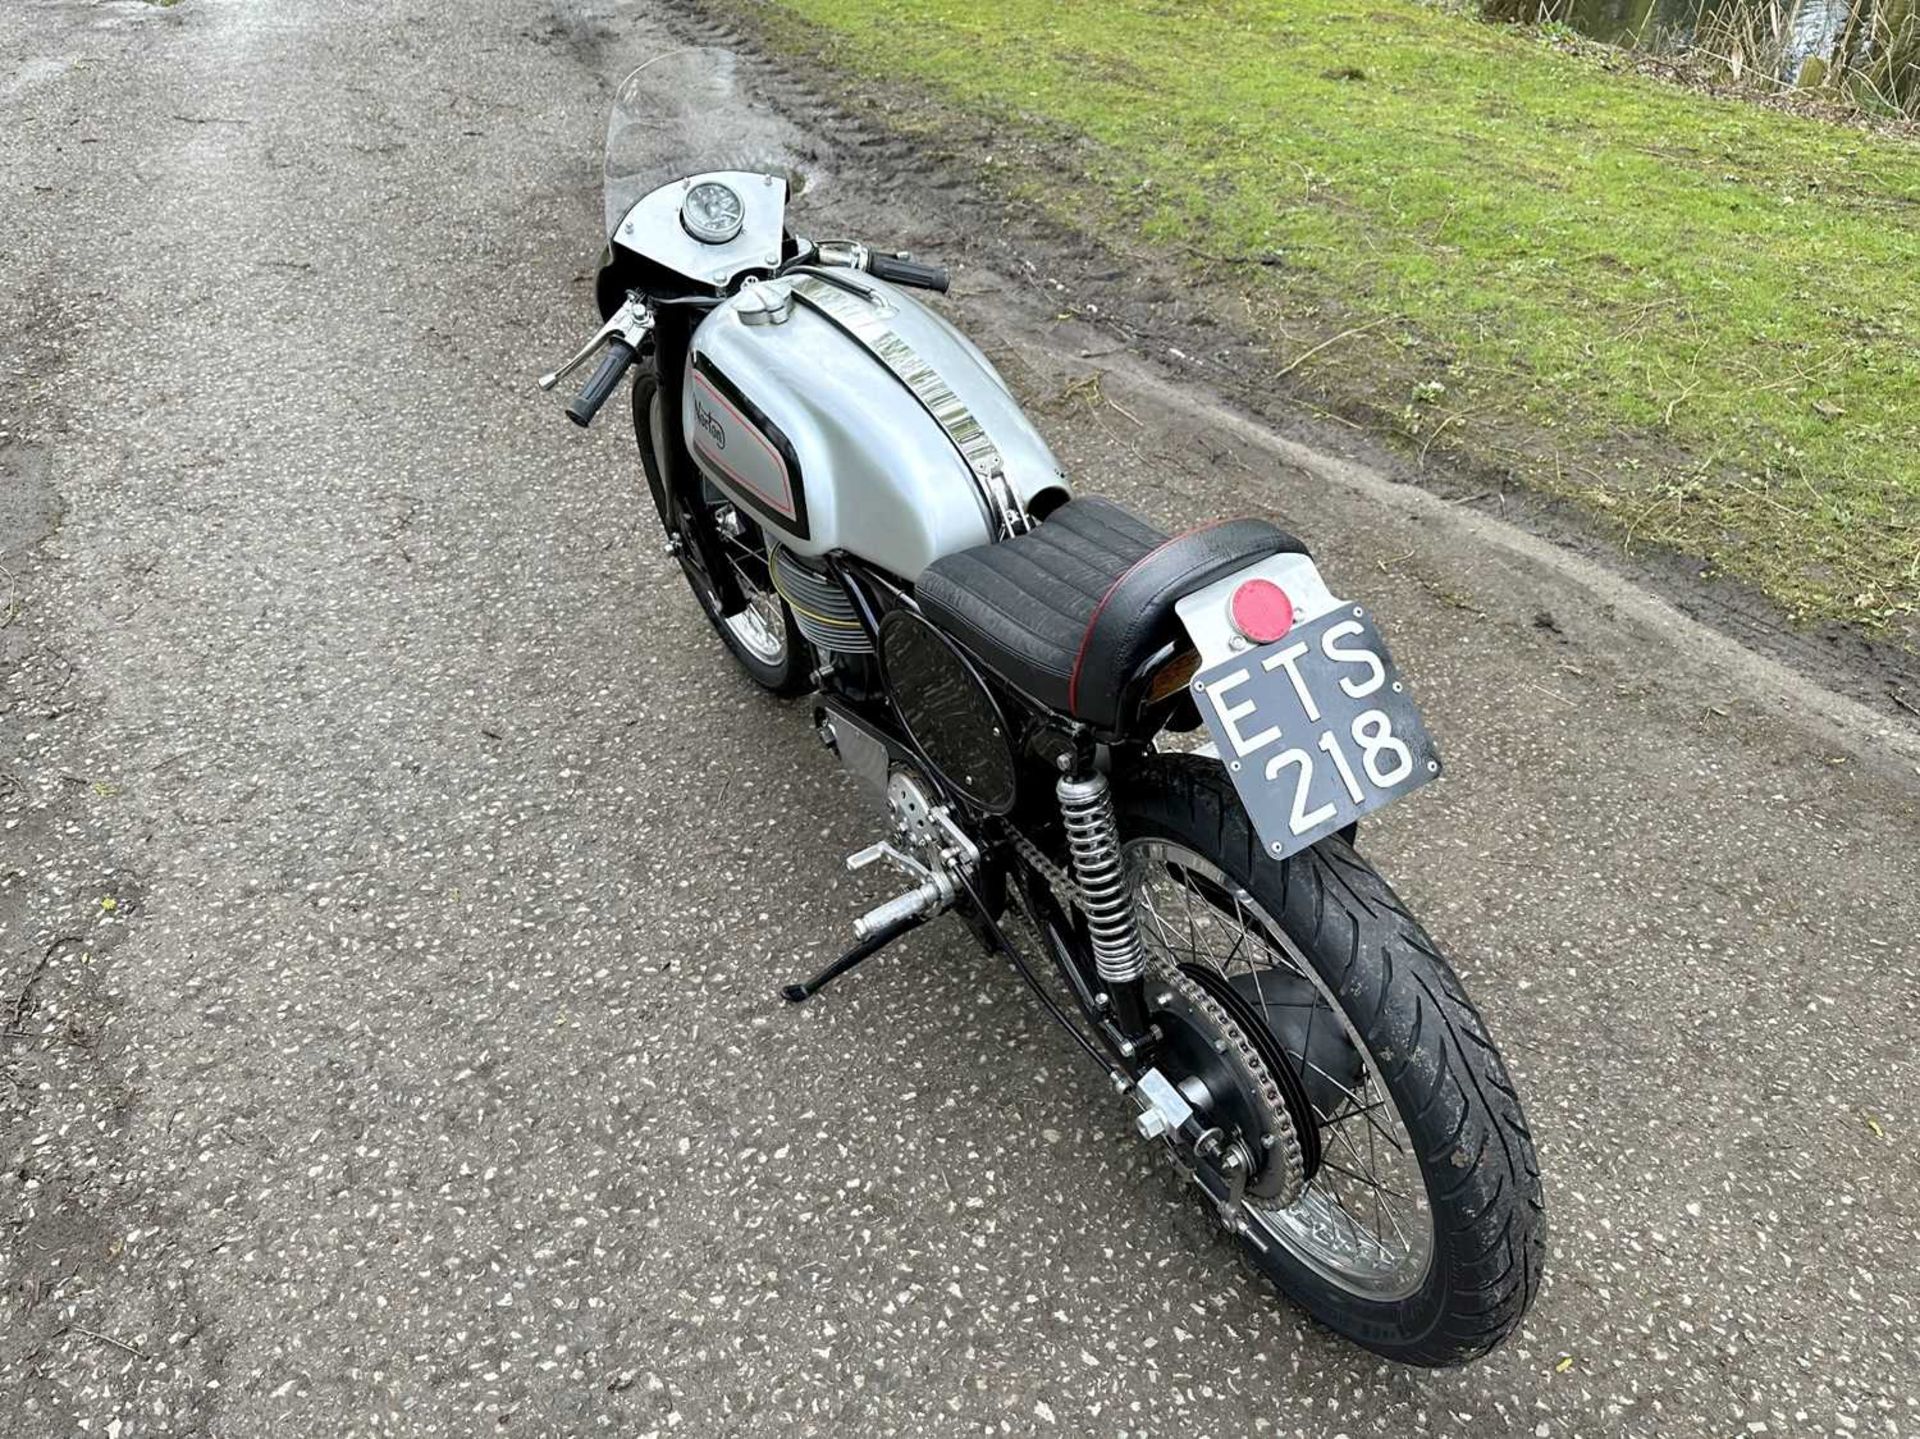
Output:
[[737, 0, 1920, 632]]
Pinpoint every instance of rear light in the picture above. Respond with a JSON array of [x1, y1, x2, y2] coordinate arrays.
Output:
[[1229, 579, 1294, 645], [1145, 648, 1201, 704]]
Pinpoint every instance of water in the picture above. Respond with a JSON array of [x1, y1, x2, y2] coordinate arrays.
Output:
[[1543, 0, 1920, 99], [1561, 0, 1846, 56], [1556, 0, 1686, 44]]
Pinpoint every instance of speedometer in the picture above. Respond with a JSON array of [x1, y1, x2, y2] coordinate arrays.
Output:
[[681, 181, 745, 245]]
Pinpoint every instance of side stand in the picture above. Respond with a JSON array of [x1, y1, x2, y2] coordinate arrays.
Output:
[[781, 911, 929, 1003]]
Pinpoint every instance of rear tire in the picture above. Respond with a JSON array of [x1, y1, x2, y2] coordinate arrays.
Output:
[[632, 370, 809, 695], [1115, 754, 1545, 1366]]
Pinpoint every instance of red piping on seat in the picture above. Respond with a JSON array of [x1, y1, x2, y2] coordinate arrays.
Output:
[[1066, 520, 1233, 717]]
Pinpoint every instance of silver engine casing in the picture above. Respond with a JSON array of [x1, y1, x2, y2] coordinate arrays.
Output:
[[682, 272, 1069, 581]]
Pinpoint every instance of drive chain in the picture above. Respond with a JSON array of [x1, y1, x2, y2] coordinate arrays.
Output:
[[1002, 825, 1305, 1208]]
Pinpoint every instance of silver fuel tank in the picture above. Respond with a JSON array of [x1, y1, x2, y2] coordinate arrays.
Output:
[[681, 270, 1069, 580]]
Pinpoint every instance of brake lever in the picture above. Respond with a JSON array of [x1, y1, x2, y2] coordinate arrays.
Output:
[[537, 297, 651, 391]]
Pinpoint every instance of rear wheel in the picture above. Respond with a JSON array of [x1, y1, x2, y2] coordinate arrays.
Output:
[[632, 370, 809, 694], [1114, 755, 1544, 1366]]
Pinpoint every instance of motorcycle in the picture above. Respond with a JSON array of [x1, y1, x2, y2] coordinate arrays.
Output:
[[541, 48, 1543, 1366]]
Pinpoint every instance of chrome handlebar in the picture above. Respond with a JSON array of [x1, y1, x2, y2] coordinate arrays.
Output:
[[793, 239, 950, 294]]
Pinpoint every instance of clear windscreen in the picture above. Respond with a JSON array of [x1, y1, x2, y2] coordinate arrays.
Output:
[[602, 47, 815, 237]]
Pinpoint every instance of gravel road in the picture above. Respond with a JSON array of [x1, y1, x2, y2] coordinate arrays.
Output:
[[4, 1, 1918, 1436]]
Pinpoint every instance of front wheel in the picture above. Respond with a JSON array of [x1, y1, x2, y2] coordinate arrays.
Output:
[[1114, 755, 1545, 1366], [631, 371, 809, 694]]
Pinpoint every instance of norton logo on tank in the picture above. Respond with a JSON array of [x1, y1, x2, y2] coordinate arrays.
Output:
[[688, 370, 798, 521], [693, 395, 727, 449]]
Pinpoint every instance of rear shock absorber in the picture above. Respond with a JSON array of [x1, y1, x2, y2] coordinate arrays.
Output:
[[1057, 770, 1151, 1046]]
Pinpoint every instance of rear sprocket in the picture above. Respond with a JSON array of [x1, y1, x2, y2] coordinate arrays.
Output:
[[1143, 951, 1307, 1208]]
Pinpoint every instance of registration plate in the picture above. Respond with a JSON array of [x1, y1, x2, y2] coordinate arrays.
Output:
[[1180, 568, 1440, 861]]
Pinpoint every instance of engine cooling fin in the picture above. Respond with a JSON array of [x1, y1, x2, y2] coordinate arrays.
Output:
[[769, 544, 872, 654]]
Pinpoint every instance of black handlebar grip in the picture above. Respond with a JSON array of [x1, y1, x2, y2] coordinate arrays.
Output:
[[867, 253, 951, 294], [565, 338, 637, 428]]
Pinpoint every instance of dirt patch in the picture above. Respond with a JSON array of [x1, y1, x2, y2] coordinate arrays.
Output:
[[0, 536, 215, 1434]]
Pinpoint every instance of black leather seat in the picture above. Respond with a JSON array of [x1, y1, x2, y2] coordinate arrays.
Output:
[[915, 497, 1307, 731]]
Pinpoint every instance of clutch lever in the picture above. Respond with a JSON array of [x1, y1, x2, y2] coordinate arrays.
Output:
[[537, 297, 652, 392]]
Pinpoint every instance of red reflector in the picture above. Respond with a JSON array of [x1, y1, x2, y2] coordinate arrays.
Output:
[[1229, 579, 1294, 644]]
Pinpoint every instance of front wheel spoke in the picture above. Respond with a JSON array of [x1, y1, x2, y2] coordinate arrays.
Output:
[[1377, 1190, 1415, 1250], [1365, 1101, 1383, 1242], [1140, 889, 1229, 971], [1324, 1122, 1416, 1234], [1320, 1097, 1392, 1131], [1319, 1169, 1400, 1258], [1225, 922, 1310, 987], [1136, 883, 1183, 955], [1231, 894, 1289, 1023], [1176, 871, 1203, 961], [1327, 1088, 1408, 1155], [1292, 1052, 1365, 1109], [1328, 1119, 1380, 1190], [1221, 893, 1254, 972], [1341, 1101, 1409, 1157], [1328, 1178, 1382, 1255]]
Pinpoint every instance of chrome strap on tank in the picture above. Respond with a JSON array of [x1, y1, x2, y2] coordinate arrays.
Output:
[[787, 274, 1031, 539]]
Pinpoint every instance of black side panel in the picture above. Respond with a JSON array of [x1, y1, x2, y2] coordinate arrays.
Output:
[[879, 609, 1019, 815]]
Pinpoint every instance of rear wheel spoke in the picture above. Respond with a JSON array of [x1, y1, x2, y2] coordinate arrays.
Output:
[[1127, 840, 1434, 1300]]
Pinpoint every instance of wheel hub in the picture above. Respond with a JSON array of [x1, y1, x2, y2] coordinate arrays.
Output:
[[1182, 963, 1327, 1192], [1144, 964, 1307, 1207]]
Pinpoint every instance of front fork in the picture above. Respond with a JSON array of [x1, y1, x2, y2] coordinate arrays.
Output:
[[648, 306, 746, 618]]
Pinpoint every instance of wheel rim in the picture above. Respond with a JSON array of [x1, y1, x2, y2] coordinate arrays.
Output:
[[1126, 839, 1435, 1300], [721, 591, 786, 665], [708, 520, 788, 666]]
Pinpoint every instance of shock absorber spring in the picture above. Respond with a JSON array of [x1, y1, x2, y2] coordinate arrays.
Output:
[[1056, 771, 1146, 987]]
